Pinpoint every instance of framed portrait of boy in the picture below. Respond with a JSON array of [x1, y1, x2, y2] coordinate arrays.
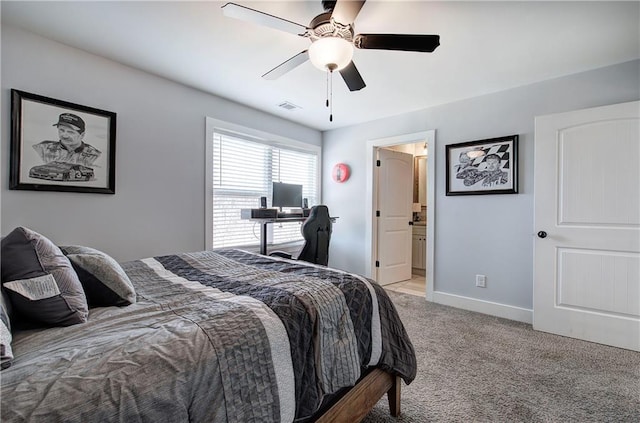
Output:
[[10, 89, 116, 194], [445, 135, 518, 196]]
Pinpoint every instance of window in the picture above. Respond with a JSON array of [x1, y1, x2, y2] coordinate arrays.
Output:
[[207, 124, 320, 250]]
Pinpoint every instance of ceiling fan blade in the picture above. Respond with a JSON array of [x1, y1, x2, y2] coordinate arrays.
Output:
[[354, 34, 440, 52], [221, 2, 308, 35], [262, 51, 309, 80], [339, 61, 366, 91], [330, 0, 366, 25]]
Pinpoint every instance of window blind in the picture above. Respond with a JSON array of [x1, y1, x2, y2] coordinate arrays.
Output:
[[212, 131, 318, 249]]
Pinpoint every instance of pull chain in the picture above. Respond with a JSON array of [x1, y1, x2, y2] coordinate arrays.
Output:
[[329, 69, 333, 122], [325, 69, 330, 108], [325, 64, 337, 122]]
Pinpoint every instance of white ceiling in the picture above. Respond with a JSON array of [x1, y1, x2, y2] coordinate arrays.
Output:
[[2, 1, 639, 131]]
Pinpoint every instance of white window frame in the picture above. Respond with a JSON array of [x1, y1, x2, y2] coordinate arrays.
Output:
[[204, 117, 322, 250]]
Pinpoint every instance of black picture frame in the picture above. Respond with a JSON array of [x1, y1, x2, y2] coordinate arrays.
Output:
[[446, 135, 518, 196], [10, 89, 116, 194]]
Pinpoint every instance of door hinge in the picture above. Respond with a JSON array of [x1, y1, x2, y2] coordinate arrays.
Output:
[[376, 159, 381, 167], [409, 221, 414, 225], [375, 260, 380, 268], [376, 210, 380, 217]]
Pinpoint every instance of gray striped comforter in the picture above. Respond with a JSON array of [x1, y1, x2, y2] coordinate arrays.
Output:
[[1, 249, 416, 422]]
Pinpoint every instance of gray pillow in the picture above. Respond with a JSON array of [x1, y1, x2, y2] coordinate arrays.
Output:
[[60, 245, 136, 307], [0, 289, 12, 370], [1, 227, 88, 327]]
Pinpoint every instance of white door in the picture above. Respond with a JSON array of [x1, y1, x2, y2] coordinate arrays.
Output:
[[376, 148, 413, 285], [534, 101, 640, 351]]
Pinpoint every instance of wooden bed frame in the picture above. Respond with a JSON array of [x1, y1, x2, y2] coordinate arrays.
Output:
[[316, 369, 401, 422]]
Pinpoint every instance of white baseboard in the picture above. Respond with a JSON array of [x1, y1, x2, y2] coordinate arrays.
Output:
[[432, 291, 533, 324]]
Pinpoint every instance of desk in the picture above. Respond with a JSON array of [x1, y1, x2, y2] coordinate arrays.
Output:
[[244, 216, 337, 255]]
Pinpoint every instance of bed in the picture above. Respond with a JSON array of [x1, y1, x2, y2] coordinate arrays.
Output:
[[1, 227, 416, 422]]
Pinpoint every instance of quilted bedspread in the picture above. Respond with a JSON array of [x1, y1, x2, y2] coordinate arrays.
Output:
[[1, 249, 416, 422]]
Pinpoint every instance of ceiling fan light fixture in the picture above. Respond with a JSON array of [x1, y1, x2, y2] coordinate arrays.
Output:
[[308, 37, 354, 72]]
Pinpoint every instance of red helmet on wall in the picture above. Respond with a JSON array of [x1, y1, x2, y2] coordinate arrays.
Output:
[[332, 163, 350, 183]]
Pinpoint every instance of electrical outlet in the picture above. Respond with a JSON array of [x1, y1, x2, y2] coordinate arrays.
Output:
[[475, 274, 486, 288]]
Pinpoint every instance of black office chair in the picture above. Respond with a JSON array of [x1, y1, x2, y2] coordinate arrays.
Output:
[[270, 205, 332, 266]]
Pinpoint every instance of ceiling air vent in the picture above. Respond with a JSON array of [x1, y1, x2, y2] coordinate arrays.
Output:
[[278, 101, 302, 111]]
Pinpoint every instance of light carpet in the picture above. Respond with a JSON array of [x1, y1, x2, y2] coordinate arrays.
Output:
[[363, 290, 640, 422]]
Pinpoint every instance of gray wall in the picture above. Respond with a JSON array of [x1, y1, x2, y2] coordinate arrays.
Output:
[[322, 59, 640, 312], [1, 26, 321, 262]]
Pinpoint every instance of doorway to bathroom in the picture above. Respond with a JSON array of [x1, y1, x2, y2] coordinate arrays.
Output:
[[365, 130, 435, 299]]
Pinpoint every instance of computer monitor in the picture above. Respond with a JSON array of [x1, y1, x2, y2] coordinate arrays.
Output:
[[272, 182, 303, 209]]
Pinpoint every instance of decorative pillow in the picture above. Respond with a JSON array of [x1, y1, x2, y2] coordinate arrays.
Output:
[[1, 227, 88, 327], [60, 245, 136, 307], [0, 289, 13, 370]]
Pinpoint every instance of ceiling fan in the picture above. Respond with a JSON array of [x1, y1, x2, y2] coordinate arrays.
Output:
[[221, 0, 440, 93]]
